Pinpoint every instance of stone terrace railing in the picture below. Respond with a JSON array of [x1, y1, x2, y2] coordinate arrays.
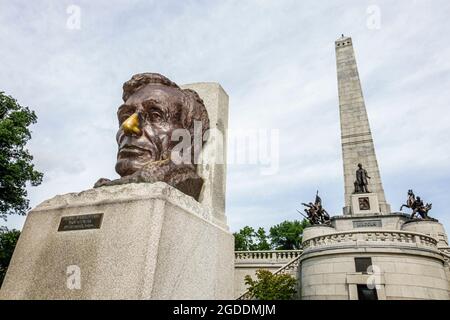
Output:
[[236, 252, 302, 301], [235, 250, 303, 265], [302, 230, 438, 252], [440, 247, 450, 261]]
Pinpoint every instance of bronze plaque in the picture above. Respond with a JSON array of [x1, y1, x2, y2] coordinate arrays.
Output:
[[358, 197, 370, 211], [58, 213, 103, 232]]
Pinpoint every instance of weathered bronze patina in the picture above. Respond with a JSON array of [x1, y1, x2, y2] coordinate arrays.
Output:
[[400, 189, 433, 219], [299, 191, 330, 225], [94, 73, 210, 201], [354, 163, 371, 194]]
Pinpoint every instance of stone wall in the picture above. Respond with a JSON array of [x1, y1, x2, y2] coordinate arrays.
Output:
[[300, 252, 449, 300], [299, 230, 449, 300], [441, 249, 450, 296], [332, 214, 410, 232], [234, 250, 301, 299]]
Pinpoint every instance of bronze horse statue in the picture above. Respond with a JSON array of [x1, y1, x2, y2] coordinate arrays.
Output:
[[400, 189, 415, 211], [400, 190, 432, 219]]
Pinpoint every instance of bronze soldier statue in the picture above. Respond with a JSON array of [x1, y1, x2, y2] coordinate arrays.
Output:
[[300, 191, 331, 225], [302, 202, 320, 225], [314, 192, 330, 224], [400, 190, 433, 219], [411, 196, 432, 219]]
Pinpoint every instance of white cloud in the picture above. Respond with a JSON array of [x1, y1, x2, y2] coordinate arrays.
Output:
[[1, 0, 449, 233]]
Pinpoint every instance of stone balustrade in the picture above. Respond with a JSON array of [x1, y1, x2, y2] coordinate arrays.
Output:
[[302, 230, 438, 252], [236, 253, 302, 300], [235, 250, 303, 265], [440, 247, 450, 261]]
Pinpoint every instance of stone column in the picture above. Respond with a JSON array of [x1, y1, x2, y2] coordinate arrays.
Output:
[[335, 36, 390, 215], [181, 83, 229, 227]]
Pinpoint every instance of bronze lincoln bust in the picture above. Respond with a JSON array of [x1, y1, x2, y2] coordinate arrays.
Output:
[[94, 73, 210, 201]]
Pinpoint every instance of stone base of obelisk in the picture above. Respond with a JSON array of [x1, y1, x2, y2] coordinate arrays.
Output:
[[0, 182, 234, 300]]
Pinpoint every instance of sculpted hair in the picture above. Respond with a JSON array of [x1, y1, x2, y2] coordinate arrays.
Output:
[[181, 88, 210, 140], [122, 73, 179, 101]]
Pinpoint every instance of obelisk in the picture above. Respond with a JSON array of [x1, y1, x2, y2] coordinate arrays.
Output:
[[335, 35, 391, 215]]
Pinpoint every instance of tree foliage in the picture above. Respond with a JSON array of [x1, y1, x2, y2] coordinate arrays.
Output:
[[234, 219, 309, 251], [0, 92, 43, 221], [0, 228, 20, 286], [269, 220, 309, 250], [234, 226, 254, 251], [234, 226, 271, 251], [254, 227, 271, 250], [244, 269, 297, 300]]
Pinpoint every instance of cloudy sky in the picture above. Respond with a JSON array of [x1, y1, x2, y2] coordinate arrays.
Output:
[[1, 0, 449, 233]]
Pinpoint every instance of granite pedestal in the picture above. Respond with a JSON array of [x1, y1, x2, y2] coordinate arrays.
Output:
[[0, 182, 234, 300]]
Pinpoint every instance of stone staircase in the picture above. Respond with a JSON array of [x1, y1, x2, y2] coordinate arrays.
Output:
[[235, 250, 302, 300]]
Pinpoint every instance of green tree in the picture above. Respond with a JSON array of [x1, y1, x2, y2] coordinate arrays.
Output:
[[234, 226, 272, 251], [269, 219, 309, 250], [234, 226, 256, 251], [0, 228, 20, 286], [244, 269, 297, 300], [0, 92, 43, 221], [254, 227, 271, 250]]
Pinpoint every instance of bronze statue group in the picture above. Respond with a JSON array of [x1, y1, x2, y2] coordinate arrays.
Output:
[[298, 191, 331, 225], [400, 189, 432, 219], [299, 164, 433, 226]]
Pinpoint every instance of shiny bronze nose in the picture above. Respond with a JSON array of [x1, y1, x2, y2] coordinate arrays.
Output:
[[122, 113, 142, 136]]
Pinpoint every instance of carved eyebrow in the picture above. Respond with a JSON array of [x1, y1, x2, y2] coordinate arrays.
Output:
[[144, 98, 160, 105], [142, 99, 169, 114], [117, 104, 135, 115]]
